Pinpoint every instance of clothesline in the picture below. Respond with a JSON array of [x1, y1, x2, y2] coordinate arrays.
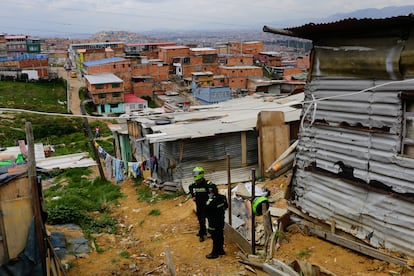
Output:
[[94, 141, 157, 183]]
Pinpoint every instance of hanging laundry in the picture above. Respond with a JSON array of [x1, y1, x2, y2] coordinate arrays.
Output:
[[127, 162, 141, 178], [104, 154, 113, 179], [113, 158, 124, 184]]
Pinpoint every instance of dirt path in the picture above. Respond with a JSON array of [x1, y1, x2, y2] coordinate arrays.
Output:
[[58, 169, 409, 276], [56, 68, 82, 115], [66, 177, 243, 275]]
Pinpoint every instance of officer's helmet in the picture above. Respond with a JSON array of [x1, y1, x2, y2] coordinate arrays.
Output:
[[193, 166, 204, 181]]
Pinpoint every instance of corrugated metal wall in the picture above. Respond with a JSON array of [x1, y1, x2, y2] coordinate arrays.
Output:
[[157, 131, 258, 186], [293, 77, 414, 257]]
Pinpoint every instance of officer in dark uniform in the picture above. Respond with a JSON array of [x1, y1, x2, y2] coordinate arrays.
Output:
[[189, 166, 215, 242], [205, 185, 228, 259]]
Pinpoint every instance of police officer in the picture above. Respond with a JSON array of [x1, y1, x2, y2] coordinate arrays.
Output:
[[189, 166, 216, 242], [205, 185, 228, 259]]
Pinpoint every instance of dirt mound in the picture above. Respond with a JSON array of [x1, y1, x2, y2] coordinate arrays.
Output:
[[52, 175, 410, 275]]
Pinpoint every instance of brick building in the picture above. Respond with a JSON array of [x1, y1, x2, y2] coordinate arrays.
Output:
[[83, 57, 133, 92], [218, 65, 263, 90], [125, 42, 176, 59], [84, 73, 124, 114]]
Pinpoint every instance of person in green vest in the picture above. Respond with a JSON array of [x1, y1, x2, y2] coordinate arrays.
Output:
[[205, 185, 228, 259], [189, 166, 216, 242]]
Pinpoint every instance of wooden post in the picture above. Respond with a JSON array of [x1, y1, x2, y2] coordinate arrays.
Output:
[[26, 122, 47, 275], [80, 103, 106, 180], [165, 247, 176, 276], [251, 168, 256, 255], [226, 153, 232, 226]]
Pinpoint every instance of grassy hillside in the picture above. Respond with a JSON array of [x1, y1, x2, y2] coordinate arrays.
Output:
[[0, 79, 114, 156], [0, 78, 68, 113]]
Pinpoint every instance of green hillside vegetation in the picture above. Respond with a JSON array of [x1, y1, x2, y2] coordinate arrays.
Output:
[[44, 167, 123, 236], [0, 79, 68, 112], [0, 79, 114, 156]]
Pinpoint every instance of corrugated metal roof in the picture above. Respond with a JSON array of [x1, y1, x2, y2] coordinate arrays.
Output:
[[36, 153, 96, 170], [143, 93, 303, 143], [84, 73, 123, 84], [263, 14, 414, 40], [270, 15, 414, 258], [83, 57, 126, 67]]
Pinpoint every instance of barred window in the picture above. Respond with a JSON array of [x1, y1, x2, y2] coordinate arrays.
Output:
[[401, 92, 414, 157]]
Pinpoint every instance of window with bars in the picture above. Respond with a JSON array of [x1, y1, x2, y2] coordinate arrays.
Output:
[[401, 92, 414, 157]]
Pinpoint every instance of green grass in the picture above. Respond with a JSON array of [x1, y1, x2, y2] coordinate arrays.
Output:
[[44, 168, 123, 235], [137, 184, 183, 204], [0, 79, 68, 113], [297, 248, 312, 258], [119, 251, 130, 258], [0, 80, 114, 157], [149, 209, 161, 216]]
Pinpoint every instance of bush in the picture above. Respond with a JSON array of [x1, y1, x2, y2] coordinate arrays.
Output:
[[46, 205, 85, 225], [44, 168, 122, 234]]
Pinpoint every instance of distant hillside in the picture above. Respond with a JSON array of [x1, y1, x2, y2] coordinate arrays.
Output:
[[267, 5, 414, 28], [326, 5, 414, 22], [90, 30, 161, 43]]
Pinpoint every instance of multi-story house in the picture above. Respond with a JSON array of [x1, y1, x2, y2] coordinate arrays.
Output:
[[84, 73, 124, 114], [83, 57, 133, 92], [158, 45, 190, 72], [68, 41, 125, 70], [131, 59, 170, 97], [225, 41, 264, 55], [173, 47, 218, 79], [125, 42, 176, 59], [26, 37, 43, 54], [5, 35, 27, 58], [191, 71, 231, 104], [0, 34, 7, 59], [218, 65, 263, 92]]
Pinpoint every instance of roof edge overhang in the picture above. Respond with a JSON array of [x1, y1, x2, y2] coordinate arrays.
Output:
[[263, 14, 414, 41]]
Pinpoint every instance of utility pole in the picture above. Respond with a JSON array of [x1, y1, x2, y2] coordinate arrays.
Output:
[[26, 122, 47, 275], [80, 103, 106, 180]]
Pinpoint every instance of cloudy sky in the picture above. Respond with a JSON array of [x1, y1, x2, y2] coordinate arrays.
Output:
[[1, 0, 414, 36]]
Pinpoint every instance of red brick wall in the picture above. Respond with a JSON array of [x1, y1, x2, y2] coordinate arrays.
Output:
[[132, 81, 152, 97], [19, 58, 49, 78], [132, 63, 169, 82], [158, 47, 190, 69], [85, 60, 133, 92], [86, 81, 125, 104], [219, 66, 262, 78], [219, 55, 253, 66], [228, 41, 264, 55]]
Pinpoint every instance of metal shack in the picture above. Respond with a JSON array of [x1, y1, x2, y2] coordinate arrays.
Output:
[[125, 93, 303, 190], [264, 15, 414, 262]]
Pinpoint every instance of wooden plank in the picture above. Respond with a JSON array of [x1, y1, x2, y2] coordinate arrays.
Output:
[[165, 247, 176, 276], [224, 223, 252, 255], [1, 197, 33, 258], [289, 205, 408, 267], [257, 111, 290, 176], [241, 132, 247, 167], [0, 205, 9, 264], [308, 228, 407, 267], [0, 176, 31, 201]]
